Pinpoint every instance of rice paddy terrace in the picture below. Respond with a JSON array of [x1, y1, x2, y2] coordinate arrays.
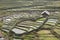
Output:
[[0, 0, 60, 40]]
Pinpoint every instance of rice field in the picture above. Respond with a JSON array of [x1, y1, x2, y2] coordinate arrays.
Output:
[[0, 0, 60, 40]]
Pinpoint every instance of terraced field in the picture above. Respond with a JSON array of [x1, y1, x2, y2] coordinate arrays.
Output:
[[0, 0, 60, 40], [0, 11, 60, 40], [20, 18, 60, 40], [37, 30, 59, 40]]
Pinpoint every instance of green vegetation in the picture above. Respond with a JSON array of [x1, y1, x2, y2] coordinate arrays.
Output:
[[0, 0, 60, 40], [0, 21, 3, 27], [37, 18, 46, 21]]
